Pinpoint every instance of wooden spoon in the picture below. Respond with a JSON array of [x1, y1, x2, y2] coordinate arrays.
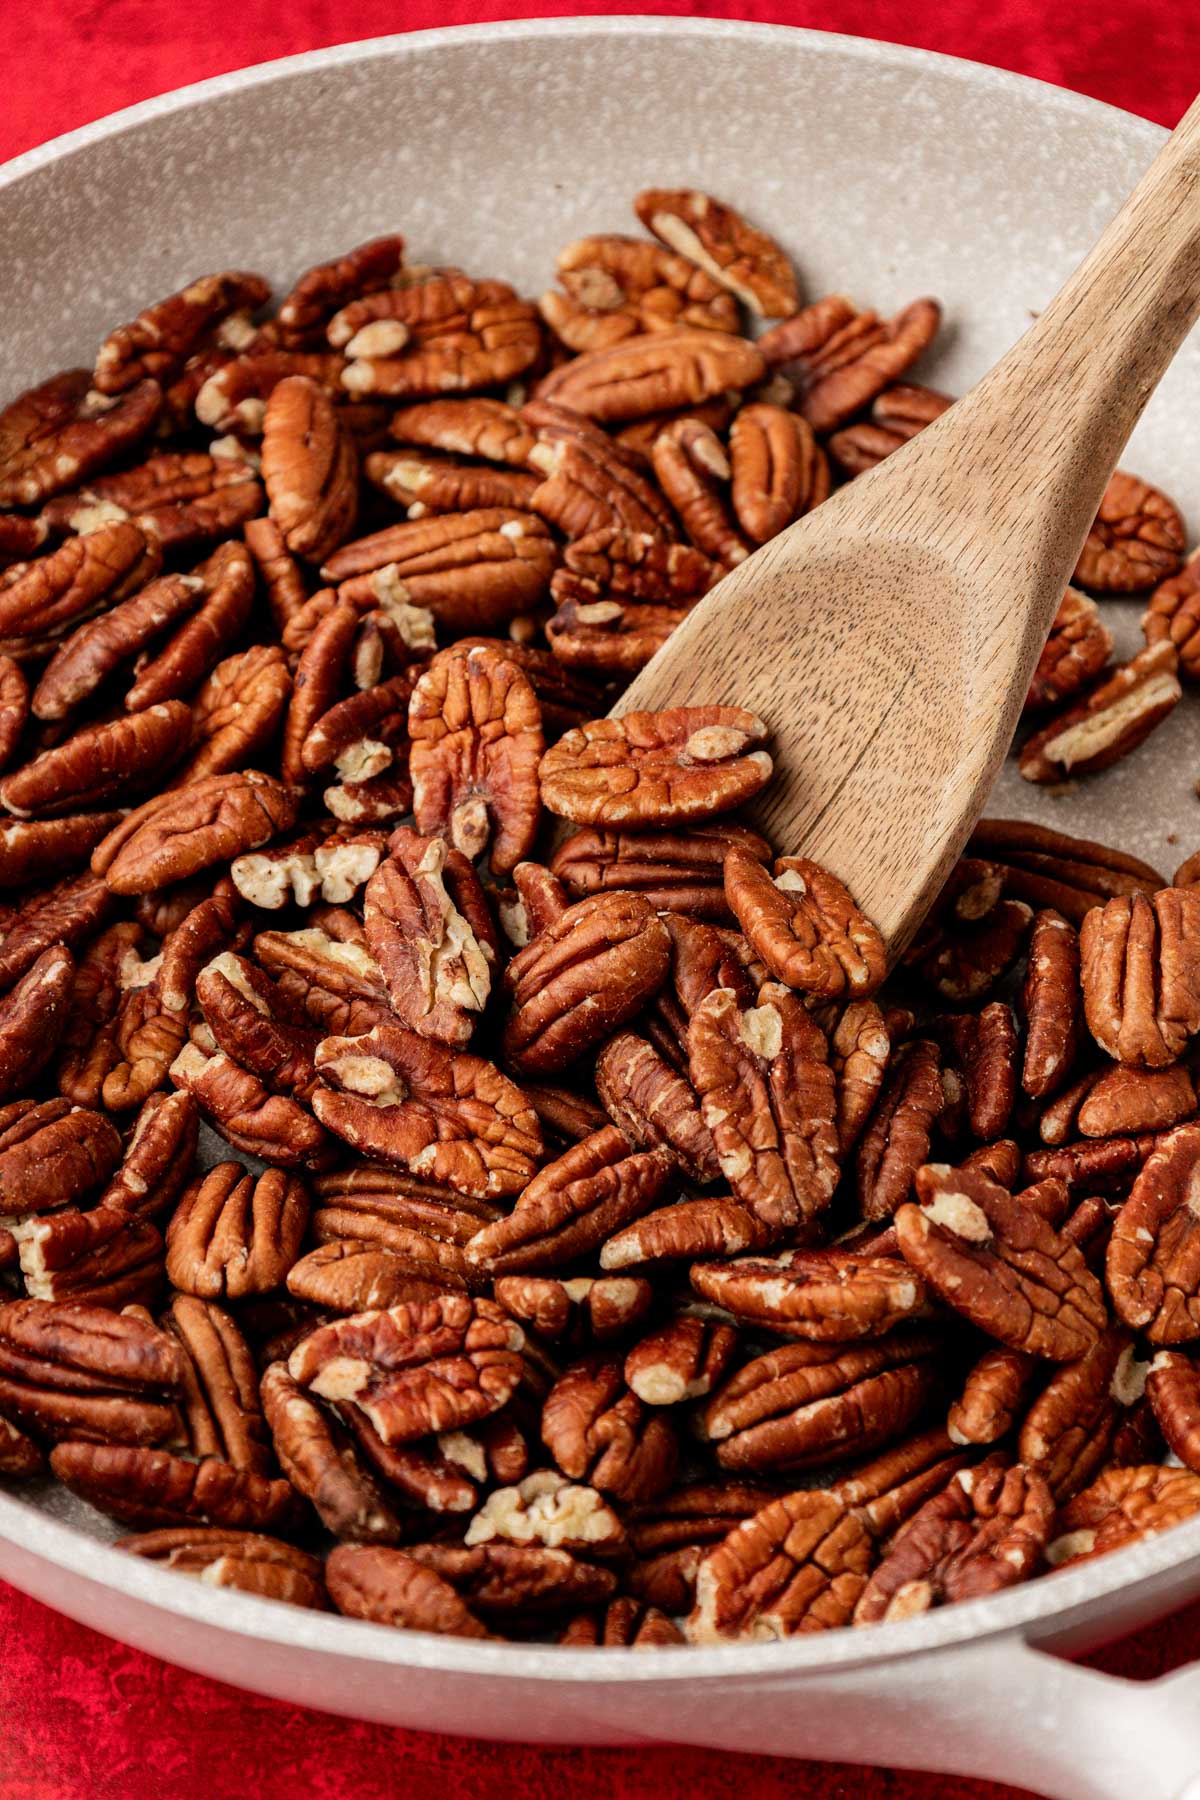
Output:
[[615, 96, 1200, 955]]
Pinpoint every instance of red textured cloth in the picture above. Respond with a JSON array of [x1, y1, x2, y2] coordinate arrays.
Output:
[[4, 4, 1200, 1796]]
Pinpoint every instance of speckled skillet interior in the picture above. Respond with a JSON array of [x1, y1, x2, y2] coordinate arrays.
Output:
[[2, 16, 1200, 1687]]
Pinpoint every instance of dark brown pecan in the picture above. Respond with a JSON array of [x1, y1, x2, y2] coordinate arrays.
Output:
[[541, 1356, 678, 1504], [969, 817, 1164, 924], [287, 1296, 524, 1445], [493, 1274, 652, 1346], [30, 568, 202, 724], [169, 1043, 329, 1170], [896, 1163, 1107, 1359], [195, 951, 321, 1101], [124, 539, 255, 711], [93, 271, 270, 393], [279, 597, 360, 784], [409, 644, 543, 875], [177, 645, 291, 785], [688, 1487, 873, 1641], [0, 1098, 122, 1217], [0, 519, 159, 649], [725, 849, 886, 1000], [1019, 643, 1180, 783], [933, 1004, 1018, 1142], [0, 516, 46, 570], [322, 508, 555, 636], [0, 657, 26, 779], [163, 1292, 270, 1474], [533, 328, 765, 423], [165, 1164, 309, 1300], [313, 1021, 540, 1199], [0, 372, 161, 508], [686, 983, 837, 1232], [93, 771, 299, 896], [853, 1458, 1053, 1625], [1146, 1349, 1200, 1471], [624, 1480, 779, 1611], [552, 822, 770, 924], [503, 893, 671, 1075], [0, 702, 191, 819], [1076, 1063, 1196, 1138], [1025, 588, 1114, 713], [948, 1345, 1041, 1448], [326, 1544, 496, 1637], [0, 945, 74, 1099], [365, 449, 539, 515], [0, 825, 120, 902], [596, 1029, 720, 1183], [1106, 1124, 1200, 1342], [913, 898, 1034, 1005], [466, 1127, 676, 1276], [854, 1038, 943, 1220], [1017, 1327, 1144, 1502], [826, 383, 953, 475], [50, 1440, 300, 1533], [624, 1315, 738, 1407], [408, 1539, 617, 1620], [117, 1527, 327, 1608], [1073, 469, 1186, 593], [759, 296, 941, 432], [1080, 888, 1200, 1069], [273, 236, 406, 348], [259, 1359, 403, 1542], [559, 1598, 684, 1647], [497, 861, 570, 949], [540, 707, 771, 829], [601, 1194, 769, 1270], [634, 189, 798, 317], [254, 914, 388, 1008], [1047, 1465, 1200, 1568], [261, 375, 357, 565], [0, 1299, 184, 1445], [690, 1249, 927, 1341], [0, 1413, 45, 1476]]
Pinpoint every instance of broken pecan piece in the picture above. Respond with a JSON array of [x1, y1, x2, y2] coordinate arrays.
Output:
[[625, 1315, 738, 1407], [1019, 643, 1180, 783], [259, 1359, 403, 1542]]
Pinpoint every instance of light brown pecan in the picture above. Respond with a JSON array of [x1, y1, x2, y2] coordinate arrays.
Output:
[[117, 1526, 327, 1608], [1025, 588, 1114, 713], [689, 1249, 928, 1341], [948, 1344, 1040, 1447], [363, 830, 494, 1047], [467, 1127, 676, 1276], [12, 1204, 163, 1310], [651, 419, 751, 566], [30, 568, 204, 724], [559, 1598, 684, 1647], [92, 771, 299, 895], [169, 1043, 329, 1169], [279, 598, 360, 784], [853, 1457, 1053, 1625], [686, 983, 838, 1232], [561, 527, 719, 604], [968, 817, 1164, 925], [0, 869, 113, 982], [261, 375, 358, 565], [322, 508, 555, 635], [332, 273, 542, 399], [244, 515, 309, 636], [313, 1021, 541, 1199], [389, 396, 537, 467], [259, 1359, 403, 1542], [541, 1356, 678, 1503], [497, 861, 570, 948], [728, 403, 829, 543], [1073, 469, 1186, 593], [1077, 1063, 1196, 1138], [1046, 1464, 1200, 1568], [1143, 546, 1200, 674], [688, 1488, 873, 1641], [0, 371, 162, 508], [195, 950, 321, 1100], [533, 328, 765, 423], [286, 1241, 448, 1314], [702, 1329, 940, 1474], [1019, 643, 1180, 783], [287, 1295, 523, 1445], [596, 1029, 720, 1183], [826, 999, 891, 1156], [326, 1544, 497, 1637], [1106, 1125, 1200, 1342], [634, 189, 799, 318], [93, 271, 270, 393], [40, 446, 264, 557], [50, 1440, 300, 1533], [1021, 910, 1082, 1099], [725, 850, 886, 1000], [0, 702, 192, 819], [194, 349, 347, 435], [826, 383, 953, 475], [275, 236, 406, 348], [365, 449, 539, 516], [1081, 887, 1200, 1068], [541, 232, 739, 351], [624, 1315, 738, 1407], [1146, 1349, 1200, 1471], [493, 1273, 653, 1346], [1017, 1327, 1144, 1502], [552, 822, 769, 924], [0, 1299, 185, 1445], [124, 539, 256, 711], [545, 592, 693, 675], [503, 893, 671, 1075], [758, 296, 941, 434], [0, 945, 75, 1099], [0, 518, 160, 648], [465, 1469, 627, 1557], [177, 645, 291, 785], [541, 708, 771, 830], [408, 644, 543, 875], [524, 400, 676, 540], [165, 1164, 309, 1300], [162, 1292, 271, 1474], [896, 1163, 1107, 1359], [601, 1194, 769, 1270]]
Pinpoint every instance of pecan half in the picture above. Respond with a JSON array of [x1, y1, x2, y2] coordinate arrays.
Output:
[[725, 850, 886, 1000], [0, 945, 75, 1099], [326, 1544, 496, 1637], [896, 1163, 1107, 1359], [363, 830, 494, 1047], [178, 645, 291, 785], [559, 1599, 683, 1647], [261, 375, 358, 564], [50, 1440, 299, 1533], [561, 527, 719, 602], [634, 189, 798, 317], [525, 401, 675, 540], [729, 403, 829, 543], [1073, 470, 1186, 593], [93, 271, 270, 394], [853, 1458, 1053, 1624], [162, 1292, 270, 1474], [0, 702, 191, 819], [333, 274, 541, 399], [969, 817, 1164, 925], [1018, 1327, 1144, 1502], [1019, 643, 1180, 783], [125, 539, 256, 711], [759, 296, 941, 433], [117, 1526, 327, 1608], [948, 1344, 1040, 1448], [409, 644, 543, 875], [1146, 1349, 1200, 1472], [165, 1164, 309, 1300], [1107, 1124, 1200, 1343], [169, 1043, 329, 1170], [541, 1356, 678, 1503], [0, 372, 161, 508], [689, 1250, 928, 1342], [0, 1098, 122, 1217], [30, 568, 203, 724], [1022, 910, 1081, 1099], [601, 1194, 769, 1270], [595, 1029, 720, 1183], [41, 445, 263, 557], [1025, 588, 1114, 713], [546, 594, 692, 675], [195, 950, 321, 1101], [552, 822, 770, 923], [287, 1296, 523, 1445], [407, 1540, 616, 1620], [259, 1359, 403, 1542], [826, 383, 953, 475], [1080, 887, 1200, 1068], [276, 236, 406, 348], [651, 419, 751, 566], [92, 771, 299, 895], [1143, 546, 1200, 674], [1047, 1465, 1200, 1568], [389, 396, 537, 467], [625, 1315, 738, 1407], [540, 708, 771, 830], [534, 328, 765, 423], [688, 1488, 873, 1641], [0, 1299, 184, 1445], [0, 519, 159, 649]]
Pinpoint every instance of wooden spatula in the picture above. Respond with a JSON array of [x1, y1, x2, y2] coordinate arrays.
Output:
[[615, 94, 1200, 956]]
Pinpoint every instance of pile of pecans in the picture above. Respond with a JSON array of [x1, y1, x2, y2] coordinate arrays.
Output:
[[0, 190, 1199, 1647]]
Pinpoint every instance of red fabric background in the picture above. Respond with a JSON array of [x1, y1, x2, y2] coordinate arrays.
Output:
[[4, 3, 1200, 1795]]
